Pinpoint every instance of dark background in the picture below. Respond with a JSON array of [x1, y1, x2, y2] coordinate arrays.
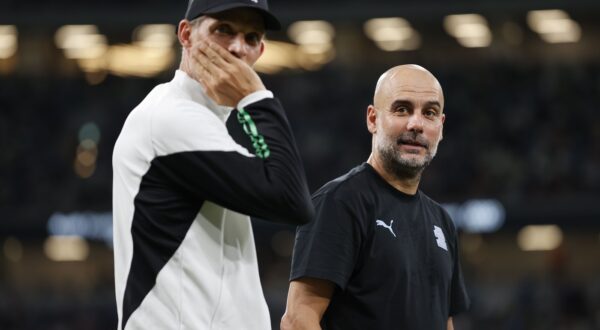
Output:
[[1, 0, 599, 329]]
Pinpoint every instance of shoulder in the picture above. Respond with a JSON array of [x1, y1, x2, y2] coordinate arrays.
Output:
[[315, 164, 375, 196], [419, 192, 444, 210], [152, 86, 223, 128], [419, 192, 457, 233], [148, 84, 249, 156], [126, 81, 222, 128], [312, 164, 378, 214]]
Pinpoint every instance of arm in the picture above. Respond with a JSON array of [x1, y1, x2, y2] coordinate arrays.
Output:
[[446, 210, 470, 323], [285, 193, 363, 328], [151, 42, 314, 225], [281, 278, 335, 330]]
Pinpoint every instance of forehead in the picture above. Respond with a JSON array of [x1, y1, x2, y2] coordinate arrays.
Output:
[[206, 8, 266, 32], [382, 73, 444, 106]]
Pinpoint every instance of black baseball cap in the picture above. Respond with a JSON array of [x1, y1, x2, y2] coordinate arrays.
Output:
[[184, 0, 281, 30]]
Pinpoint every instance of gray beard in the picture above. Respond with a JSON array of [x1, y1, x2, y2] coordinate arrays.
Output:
[[378, 132, 437, 180]]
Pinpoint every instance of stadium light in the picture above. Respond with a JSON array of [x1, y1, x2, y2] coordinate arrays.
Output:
[[74, 151, 96, 178], [0, 25, 18, 59], [288, 20, 335, 45], [73, 122, 100, 178], [254, 40, 298, 74], [517, 225, 563, 251], [104, 44, 176, 78], [287, 20, 336, 69], [55, 25, 108, 59], [254, 39, 335, 74], [55, 24, 176, 77], [44, 235, 90, 261], [79, 122, 101, 144], [364, 17, 421, 51], [133, 24, 176, 48], [444, 14, 492, 48], [48, 211, 113, 246], [443, 199, 505, 233], [527, 10, 581, 43]]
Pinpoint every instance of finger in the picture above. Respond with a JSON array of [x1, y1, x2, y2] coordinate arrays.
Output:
[[205, 41, 232, 63], [196, 40, 222, 63], [196, 57, 214, 85], [194, 62, 213, 90], [202, 43, 235, 70], [196, 65, 221, 103], [198, 43, 240, 84], [204, 42, 256, 84], [192, 43, 211, 65], [190, 48, 218, 86], [191, 48, 228, 103], [193, 46, 221, 77]]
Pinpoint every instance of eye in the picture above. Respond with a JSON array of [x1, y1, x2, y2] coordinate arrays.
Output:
[[394, 106, 409, 115], [214, 24, 234, 35], [424, 109, 437, 117], [245, 33, 262, 46]]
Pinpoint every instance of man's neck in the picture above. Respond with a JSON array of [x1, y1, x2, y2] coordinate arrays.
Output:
[[367, 153, 420, 195], [179, 57, 193, 79]]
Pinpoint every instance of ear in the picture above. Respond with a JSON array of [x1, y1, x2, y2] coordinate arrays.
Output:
[[178, 20, 193, 49], [440, 113, 445, 141], [367, 105, 377, 134], [259, 40, 265, 56]]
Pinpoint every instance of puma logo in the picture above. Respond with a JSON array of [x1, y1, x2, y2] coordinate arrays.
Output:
[[376, 219, 396, 237]]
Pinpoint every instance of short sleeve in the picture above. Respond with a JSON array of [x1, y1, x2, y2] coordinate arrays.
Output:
[[449, 224, 471, 315], [290, 192, 363, 290]]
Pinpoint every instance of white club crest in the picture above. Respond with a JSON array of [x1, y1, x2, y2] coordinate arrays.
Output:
[[433, 225, 448, 251]]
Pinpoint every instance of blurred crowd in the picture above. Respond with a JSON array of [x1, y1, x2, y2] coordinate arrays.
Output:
[[1, 61, 599, 329]]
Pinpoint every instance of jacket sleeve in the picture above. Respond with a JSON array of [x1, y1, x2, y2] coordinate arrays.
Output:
[[150, 95, 314, 225]]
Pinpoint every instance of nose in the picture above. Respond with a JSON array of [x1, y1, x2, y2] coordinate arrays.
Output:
[[227, 33, 247, 60], [406, 113, 424, 133]]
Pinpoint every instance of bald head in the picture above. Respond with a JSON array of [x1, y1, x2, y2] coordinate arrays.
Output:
[[373, 64, 444, 110], [366, 64, 446, 191]]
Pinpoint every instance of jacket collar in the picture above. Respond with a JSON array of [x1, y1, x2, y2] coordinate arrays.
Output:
[[173, 70, 233, 122]]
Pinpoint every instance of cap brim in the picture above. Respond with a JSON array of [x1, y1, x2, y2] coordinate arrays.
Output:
[[200, 3, 281, 31]]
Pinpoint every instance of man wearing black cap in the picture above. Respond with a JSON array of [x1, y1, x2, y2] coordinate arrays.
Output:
[[112, 1, 314, 329]]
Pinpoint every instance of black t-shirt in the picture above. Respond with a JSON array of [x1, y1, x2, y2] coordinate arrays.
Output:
[[290, 163, 470, 330]]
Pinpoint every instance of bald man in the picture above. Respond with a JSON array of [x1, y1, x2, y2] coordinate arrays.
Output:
[[281, 65, 470, 330]]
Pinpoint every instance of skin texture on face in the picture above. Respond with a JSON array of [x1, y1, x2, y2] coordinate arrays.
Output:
[[367, 65, 445, 193], [178, 8, 266, 74]]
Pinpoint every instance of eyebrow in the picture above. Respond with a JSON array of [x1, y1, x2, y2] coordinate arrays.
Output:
[[424, 101, 442, 110], [390, 100, 413, 110], [390, 100, 441, 109]]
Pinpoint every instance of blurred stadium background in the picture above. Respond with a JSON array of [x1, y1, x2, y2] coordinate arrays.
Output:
[[1, 0, 600, 329]]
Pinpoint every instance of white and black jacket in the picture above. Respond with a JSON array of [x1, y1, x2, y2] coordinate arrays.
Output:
[[112, 70, 313, 330]]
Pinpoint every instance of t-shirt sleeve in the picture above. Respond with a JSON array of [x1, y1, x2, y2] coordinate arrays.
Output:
[[290, 192, 363, 290], [448, 219, 471, 315]]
